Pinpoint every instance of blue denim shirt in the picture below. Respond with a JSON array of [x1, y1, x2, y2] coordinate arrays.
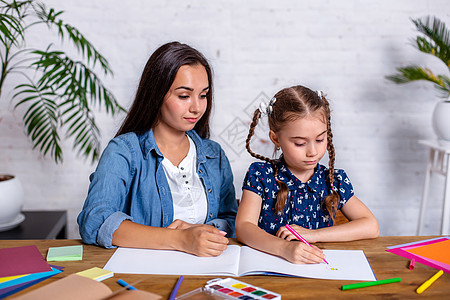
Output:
[[77, 129, 237, 248]]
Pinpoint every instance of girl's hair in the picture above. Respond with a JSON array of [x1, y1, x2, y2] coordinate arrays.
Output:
[[116, 41, 213, 138], [246, 85, 339, 220]]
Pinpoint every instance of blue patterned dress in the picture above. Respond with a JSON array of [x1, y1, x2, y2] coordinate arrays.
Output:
[[242, 160, 354, 235]]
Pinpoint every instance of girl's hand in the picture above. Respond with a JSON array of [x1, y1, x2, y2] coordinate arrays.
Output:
[[276, 224, 317, 243], [179, 224, 229, 257], [280, 240, 325, 264]]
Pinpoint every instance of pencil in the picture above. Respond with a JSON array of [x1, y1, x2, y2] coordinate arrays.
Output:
[[285, 224, 329, 264], [168, 275, 184, 300], [341, 277, 401, 290], [416, 270, 444, 294]]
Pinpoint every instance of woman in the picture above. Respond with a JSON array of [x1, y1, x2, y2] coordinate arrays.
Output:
[[78, 42, 237, 257]]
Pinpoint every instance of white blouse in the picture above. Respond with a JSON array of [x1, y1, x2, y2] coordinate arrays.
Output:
[[161, 136, 208, 224]]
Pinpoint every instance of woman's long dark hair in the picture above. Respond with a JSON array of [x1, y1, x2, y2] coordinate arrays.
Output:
[[116, 41, 213, 138]]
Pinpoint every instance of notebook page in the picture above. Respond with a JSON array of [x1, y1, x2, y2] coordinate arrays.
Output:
[[103, 245, 241, 275], [238, 246, 376, 281]]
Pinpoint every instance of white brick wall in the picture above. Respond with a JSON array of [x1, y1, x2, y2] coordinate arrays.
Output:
[[1, 0, 449, 238]]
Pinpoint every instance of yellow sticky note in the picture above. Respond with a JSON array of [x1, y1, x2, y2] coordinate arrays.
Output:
[[76, 267, 113, 282]]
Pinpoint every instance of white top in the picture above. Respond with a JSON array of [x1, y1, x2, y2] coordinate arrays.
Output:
[[161, 135, 208, 224]]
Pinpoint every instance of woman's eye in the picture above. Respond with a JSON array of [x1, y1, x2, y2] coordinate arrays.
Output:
[[200, 94, 208, 99], [178, 95, 189, 99]]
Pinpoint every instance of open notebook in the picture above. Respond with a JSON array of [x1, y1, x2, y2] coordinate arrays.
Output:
[[104, 245, 376, 281]]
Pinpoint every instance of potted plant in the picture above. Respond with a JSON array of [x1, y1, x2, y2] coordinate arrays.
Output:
[[0, 0, 124, 227], [386, 16, 450, 140]]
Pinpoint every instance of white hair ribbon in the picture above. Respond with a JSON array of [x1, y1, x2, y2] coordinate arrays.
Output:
[[259, 97, 277, 116]]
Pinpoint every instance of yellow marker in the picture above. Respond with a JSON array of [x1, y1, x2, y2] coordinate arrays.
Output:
[[416, 270, 444, 294]]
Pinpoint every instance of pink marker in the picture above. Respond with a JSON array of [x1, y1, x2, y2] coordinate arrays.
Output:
[[285, 224, 329, 264]]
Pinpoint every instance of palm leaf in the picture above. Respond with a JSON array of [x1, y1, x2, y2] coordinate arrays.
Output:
[[13, 83, 63, 162], [30, 49, 123, 162], [412, 16, 450, 68], [32, 2, 112, 74], [0, 12, 24, 46], [386, 66, 449, 98], [60, 97, 101, 163], [31, 50, 124, 114], [0, 1, 123, 163]]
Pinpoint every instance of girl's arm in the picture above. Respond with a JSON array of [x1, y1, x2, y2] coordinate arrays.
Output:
[[277, 195, 379, 243], [236, 189, 325, 264], [112, 220, 229, 257]]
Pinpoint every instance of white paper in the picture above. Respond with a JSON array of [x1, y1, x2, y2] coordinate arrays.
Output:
[[103, 245, 376, 281]]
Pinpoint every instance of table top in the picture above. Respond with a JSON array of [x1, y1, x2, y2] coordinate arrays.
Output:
[[0, 236, 449, 299], [0, 211, 67, 239], [419, 139, 450, 153]]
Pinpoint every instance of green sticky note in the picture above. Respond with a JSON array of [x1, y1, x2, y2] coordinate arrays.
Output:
[[47, 245, 83, 261]]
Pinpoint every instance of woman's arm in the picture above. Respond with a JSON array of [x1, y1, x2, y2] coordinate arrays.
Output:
[[277, 195, 380, 243], [236, 190, 325, 264], [112, 220, 229, 257]]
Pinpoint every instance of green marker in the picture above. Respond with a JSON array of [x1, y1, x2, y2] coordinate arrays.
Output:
[[342, 278, 401, 291]]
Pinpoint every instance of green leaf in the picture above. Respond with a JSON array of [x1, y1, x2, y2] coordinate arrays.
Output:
[[411, 16, 450, 68], [13, 81, 63, 163]]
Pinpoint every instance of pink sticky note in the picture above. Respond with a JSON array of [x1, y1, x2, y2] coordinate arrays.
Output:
[[0, 245, 52, 277]]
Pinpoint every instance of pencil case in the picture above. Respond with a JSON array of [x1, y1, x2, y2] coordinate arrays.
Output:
[[176, 277, 281, 300]]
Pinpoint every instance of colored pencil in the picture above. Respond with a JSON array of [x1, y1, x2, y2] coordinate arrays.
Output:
[[342, 277, 401, 290], [285, 224, 329, 264], [117, 279, 137, 290], [416, 270, 444, 294], [169, 275, 184, 300]]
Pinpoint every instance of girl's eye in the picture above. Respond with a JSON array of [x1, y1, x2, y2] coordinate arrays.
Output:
[[295, 143, 305, 147], [316, 139, 324, 143]]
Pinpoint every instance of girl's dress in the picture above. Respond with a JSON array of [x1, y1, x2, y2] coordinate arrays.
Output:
[[243, 159, 353, 235]]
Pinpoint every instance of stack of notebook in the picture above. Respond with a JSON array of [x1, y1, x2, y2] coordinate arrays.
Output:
[[0, 245, 63, 298]]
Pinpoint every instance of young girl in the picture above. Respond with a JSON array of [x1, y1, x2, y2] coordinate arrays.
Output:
[[235, 85, 379, 264], [78, 42, 237, 257]]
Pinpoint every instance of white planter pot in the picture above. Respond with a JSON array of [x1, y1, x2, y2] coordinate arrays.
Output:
[[432, 100, 450, 141], [0, 175, 24, 226]]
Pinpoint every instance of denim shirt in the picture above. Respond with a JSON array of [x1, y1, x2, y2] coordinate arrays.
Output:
[[77, 129, 237, 248]]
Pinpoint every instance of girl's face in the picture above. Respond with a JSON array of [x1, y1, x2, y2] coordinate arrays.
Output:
[[269, 110, 328, 180], [158, 64, 209, 134]]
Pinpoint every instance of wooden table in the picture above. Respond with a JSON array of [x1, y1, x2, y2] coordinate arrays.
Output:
[[0, 237, 449, 299]]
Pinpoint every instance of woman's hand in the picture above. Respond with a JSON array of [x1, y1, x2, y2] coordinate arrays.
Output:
[[276, 224, 318, 243], [168, 219, 198, 230], [177, 224, 229, 257], [280, 240, 325, 264]]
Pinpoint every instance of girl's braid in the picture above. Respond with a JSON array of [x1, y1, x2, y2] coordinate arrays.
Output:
[[246, 109, 289, 213], [322, 95, 339, 221]]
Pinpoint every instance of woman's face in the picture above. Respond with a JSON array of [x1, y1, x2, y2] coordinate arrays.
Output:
[[158, 64, 209, 134]]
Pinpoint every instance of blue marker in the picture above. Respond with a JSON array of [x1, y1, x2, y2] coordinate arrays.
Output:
[[117, 279, 137, 290]]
